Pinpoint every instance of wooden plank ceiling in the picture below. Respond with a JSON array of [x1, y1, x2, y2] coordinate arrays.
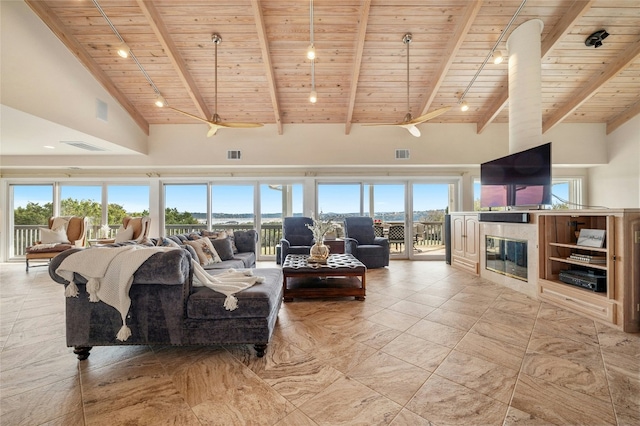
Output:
[[26, 0, 640, 136]]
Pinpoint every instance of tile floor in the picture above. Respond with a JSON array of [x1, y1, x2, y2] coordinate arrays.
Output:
[[1, 260, 639, 425]]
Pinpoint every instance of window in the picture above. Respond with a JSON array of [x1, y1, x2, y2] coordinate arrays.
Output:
[[107, 185, 150, 225], [211, 184, 255, 230], [164, 184, 206, 235], [317, 183, 361, 219], [11, 184, 53, 257], [60, 185, 102, 237], [260, 183, 303, 257]]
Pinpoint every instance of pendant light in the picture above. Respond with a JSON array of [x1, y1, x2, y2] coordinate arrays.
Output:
[[308, 0, 317, 103]]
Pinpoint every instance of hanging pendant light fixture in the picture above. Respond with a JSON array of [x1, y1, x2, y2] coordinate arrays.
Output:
[[308, 0, 317, 103]]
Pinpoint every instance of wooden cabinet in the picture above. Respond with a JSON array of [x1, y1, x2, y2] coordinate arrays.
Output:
[[451, 213, 479, 275], [538, 210, 640, 332]]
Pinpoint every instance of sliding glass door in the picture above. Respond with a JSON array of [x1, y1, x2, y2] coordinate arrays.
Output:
[[411, 183, 451, 260]]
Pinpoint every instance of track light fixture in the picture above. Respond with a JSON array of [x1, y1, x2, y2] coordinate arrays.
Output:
[[154, 95, 166, 108], [307, 44, 316, 60], [585, 29, 609, 48], [116, 42, 130, 58], [460, 101, 469, 112], [309, 90, 317, 104], [458, 0, 525, 112], [492, 50, 505, 65], [93, 0, 163, 105]]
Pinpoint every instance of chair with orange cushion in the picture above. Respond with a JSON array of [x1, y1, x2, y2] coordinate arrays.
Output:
[[101, 216, 151, 244], [25, 216, 87, 271]]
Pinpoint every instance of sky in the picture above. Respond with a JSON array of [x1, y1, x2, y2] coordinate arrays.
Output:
[[13, 181, 569, 215]]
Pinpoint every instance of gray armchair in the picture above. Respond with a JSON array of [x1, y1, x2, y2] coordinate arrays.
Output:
[[343, 217, 390, 268], [280, 216, 315, 264]]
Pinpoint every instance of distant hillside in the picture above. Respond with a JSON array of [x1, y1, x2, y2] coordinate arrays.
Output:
[[189, 210, 445, 222]]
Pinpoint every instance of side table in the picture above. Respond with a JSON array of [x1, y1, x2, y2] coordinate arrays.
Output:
[[323, 238, 344, 254]]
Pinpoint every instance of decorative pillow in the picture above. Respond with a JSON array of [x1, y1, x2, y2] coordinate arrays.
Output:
[[210, 237, 234, 261], [187, 233, 202, 241], [202, 230, 227, 240], [51, 217, 70, 231], [114, 224, 135, 243], [225, 229, 238, 253], [39, 227, 70, 244], [185, 238, 221, 266], [155, 237, 181, 248]]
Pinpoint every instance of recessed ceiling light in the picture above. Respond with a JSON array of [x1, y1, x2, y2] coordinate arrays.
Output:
[[44, 145, 55, 149]]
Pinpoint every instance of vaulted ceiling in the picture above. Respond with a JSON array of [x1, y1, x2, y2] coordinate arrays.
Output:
[[25, 0, 640, 137]]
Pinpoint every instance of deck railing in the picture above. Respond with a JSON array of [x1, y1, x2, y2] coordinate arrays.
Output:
[[13, 222, 440, 258]]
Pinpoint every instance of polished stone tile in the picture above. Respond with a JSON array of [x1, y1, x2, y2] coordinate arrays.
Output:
[[600, 348, 640, 424], [299, 376, 402, 425], [81, 351, 200, 425], [406, 319, 467, 348], [0, 347, 79, 398], [535, 304, 599, 346], [511, 373, 616, 425], [232, 338, 344, 407], [337, 318, 402, 349], [439, 298, 489, 317], [425, 307, 478, 331], [407, 374, 509, 425], [387, 299, 436, 318], [389, 408, 435, 425], [381, 333, 451, 372], [367, 308, 421, 331], [434, 349, 518, 404], [274, 409, 318, 426], [454, 331, 525, 371], [348, 350, 431, 405], [0, 376, 82, 426], [2, 260, 638, 426], [525, 328, 613, 403]]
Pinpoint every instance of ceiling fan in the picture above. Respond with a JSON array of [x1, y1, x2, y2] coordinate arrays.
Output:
[[164, 33, 263, 137], [365, 33, 450, 137]]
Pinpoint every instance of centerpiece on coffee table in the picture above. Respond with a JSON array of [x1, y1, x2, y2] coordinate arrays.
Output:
[[306, 213, 336, 264]]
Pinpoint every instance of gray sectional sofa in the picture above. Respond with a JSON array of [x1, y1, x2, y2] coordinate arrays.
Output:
[[48, 229, 284, 359]]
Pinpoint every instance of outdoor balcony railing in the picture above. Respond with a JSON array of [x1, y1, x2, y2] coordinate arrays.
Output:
[[12, 222, 441, 258]]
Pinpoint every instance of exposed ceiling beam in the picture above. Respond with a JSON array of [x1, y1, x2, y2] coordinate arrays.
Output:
[[23, 0, 149, 135], [543, 37, 640, 134], [251, 0, 282, 135], [607, 99, 640, 135], [345, 0, 371, 135], [476, 0, 595, 133], [136, 0, 211, 121], [419, 0, 482, 116]]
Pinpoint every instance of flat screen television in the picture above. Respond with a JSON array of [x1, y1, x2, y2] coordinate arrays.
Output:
[[480, 142, 552, 208]]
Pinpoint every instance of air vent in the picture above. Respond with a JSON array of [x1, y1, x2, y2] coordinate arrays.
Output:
[[227, 150, 241, 160], [96, 99, 108, 122], [395, 149, 410, 159], [60, 141, 107, 152]]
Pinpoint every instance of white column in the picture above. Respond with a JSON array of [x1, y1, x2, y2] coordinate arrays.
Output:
[[507, 19, 544, 153]]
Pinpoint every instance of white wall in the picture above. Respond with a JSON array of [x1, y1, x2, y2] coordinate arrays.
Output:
[[0, 1, 148, 154], [588, 115, 640, 208]]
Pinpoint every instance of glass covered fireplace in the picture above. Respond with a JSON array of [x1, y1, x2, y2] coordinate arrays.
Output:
[[485, 236, 528, 281]]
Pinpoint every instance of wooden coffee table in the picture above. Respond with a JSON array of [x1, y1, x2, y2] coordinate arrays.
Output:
[[282, 254, 366, 302]]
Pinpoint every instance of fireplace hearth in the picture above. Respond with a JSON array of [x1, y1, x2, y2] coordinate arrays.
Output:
[[485, 236, 528, 281]]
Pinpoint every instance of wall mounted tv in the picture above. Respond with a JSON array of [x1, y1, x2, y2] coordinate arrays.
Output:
[[480, 142, 552, 208]]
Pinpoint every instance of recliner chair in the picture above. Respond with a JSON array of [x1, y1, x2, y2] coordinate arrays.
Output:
[[343, 217, 390, 268], [279, 216, 314, 264]]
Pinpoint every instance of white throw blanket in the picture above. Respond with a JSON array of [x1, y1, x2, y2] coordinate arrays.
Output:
[[191, 260, 264, 310], [56, 245, 174, 341]]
